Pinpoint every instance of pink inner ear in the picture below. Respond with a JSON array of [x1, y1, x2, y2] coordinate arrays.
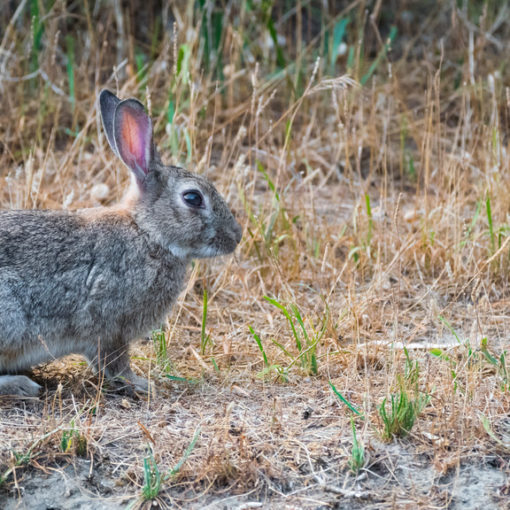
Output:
[[114, 100, 153, 185], [119, 109, 149, 171]]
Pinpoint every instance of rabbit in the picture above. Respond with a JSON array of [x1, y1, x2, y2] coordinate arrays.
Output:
[[0, 90, 242, 397]]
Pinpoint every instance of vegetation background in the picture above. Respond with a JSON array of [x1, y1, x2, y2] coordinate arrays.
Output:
[[1, 0, 510, 508]]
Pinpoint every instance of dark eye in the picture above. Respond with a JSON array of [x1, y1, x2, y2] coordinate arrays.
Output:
[[182, 190, 204, 208]]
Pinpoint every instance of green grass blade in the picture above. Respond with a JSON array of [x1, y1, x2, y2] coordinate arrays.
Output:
[[460, 199, 481, 247], [290, 304, 309, 345], [361, 26, 397, 85], [166, 427, 201, 478], [249, 326, 269, 367], [438, 315, 462, 344], [266, 16, 286, 69], [365, 193, 373, 247], [65, 35, 75, 111], [486, 194, 495, 254], [330, 18, 349, 70], [264, 296, 301, 351], [329, 381, 363, 416]]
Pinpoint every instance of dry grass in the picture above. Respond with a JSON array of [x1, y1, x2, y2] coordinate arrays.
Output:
[[1, 1, 510, 508]]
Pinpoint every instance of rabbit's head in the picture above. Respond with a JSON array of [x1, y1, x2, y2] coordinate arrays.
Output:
[[99, 90, 242, 259]]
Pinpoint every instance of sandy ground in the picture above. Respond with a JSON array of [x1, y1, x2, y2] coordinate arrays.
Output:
[[2, 370, 509, 509]]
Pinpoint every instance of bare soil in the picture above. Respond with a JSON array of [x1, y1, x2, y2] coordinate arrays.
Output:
[[2, 360, 509, 509]]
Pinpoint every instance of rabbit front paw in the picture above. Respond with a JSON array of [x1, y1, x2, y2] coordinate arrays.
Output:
[[110, 372, 156, 398]]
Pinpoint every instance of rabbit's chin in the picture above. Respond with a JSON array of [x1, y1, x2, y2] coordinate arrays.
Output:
[[167, 243, 230, 260]]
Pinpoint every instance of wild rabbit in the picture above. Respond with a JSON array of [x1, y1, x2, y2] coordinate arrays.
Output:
[[0, 90, 242, 397]]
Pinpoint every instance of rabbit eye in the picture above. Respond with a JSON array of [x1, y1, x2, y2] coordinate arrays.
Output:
[[182, 190, 204, 208]]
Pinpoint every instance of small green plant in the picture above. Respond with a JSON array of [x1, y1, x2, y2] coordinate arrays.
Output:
[[134, 48, 148, 86], [1, 427, 65, 486], [249, 325, 288, 381], [348, 193, 376, 265], [378, 349, 430, 440], [434, 315, 466, 392], [264, 296, 329, 375], [438, 315, 463, 344], [433, 320, 509, 393], [379, 385, 430, 440], [327, 17, 349, 75], [29, 0, 44, 74], [480, 337, 509, 391], [430, 347, 459, 392], [241, 161, 293, 262], [460, 199, 482, 248], [137, 427, 201, 503], [348, 418, 365, 474], [480, 414, 510, 451], [0, 448, 32, 487], [152, 328, 166, 359], [152, 328, 172, 374], [199, 288, 219, 371], [65, 35, 76, 113], [142, 448, 162, 501], [484, 194, 510, 265], [60, 419, 87, 457]]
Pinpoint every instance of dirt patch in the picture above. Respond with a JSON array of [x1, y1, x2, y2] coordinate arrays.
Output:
[[1, 374, 509, 509], [3, 461, 122, 510]]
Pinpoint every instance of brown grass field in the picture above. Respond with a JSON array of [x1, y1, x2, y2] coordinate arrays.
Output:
[[1, 1, 510, 508]]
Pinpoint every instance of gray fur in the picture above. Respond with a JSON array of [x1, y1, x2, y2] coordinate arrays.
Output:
[[0, 91, 242, 397]]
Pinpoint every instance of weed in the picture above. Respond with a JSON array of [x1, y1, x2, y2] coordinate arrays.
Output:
[[152, 328, 171, 374], [360, 26, 397, 85], [364, 193, 373, 250], [480, 337, 508, 391], [265, 296, 328, 376], [141, 448, 162, 501], [249, 325, 288, 381], [348, 418, 365, 474], [60, 419, 87, 457], [480, 414, 510, 451], [460, 199, 482, 248], [137, 427, 201, 503], [65, 35, 75, 113], [430, 347, 458, 392], [379, 349, 430, 440], [244, 160, 293, 261], [378, 384, 430, 440]]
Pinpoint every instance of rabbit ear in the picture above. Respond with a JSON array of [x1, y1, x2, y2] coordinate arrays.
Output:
[[99, 90, 121, 157], [113, 99, 153, 187]]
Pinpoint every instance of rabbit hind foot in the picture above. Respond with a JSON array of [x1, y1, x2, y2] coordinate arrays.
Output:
[[0, 375, 41, 397]]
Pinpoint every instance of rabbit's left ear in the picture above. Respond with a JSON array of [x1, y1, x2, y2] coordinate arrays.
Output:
[[113, 99, 154, 188], [99, 90, 121, 157]]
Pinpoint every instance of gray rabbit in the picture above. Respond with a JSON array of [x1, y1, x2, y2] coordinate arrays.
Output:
[[0, 90, 242, 397]]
